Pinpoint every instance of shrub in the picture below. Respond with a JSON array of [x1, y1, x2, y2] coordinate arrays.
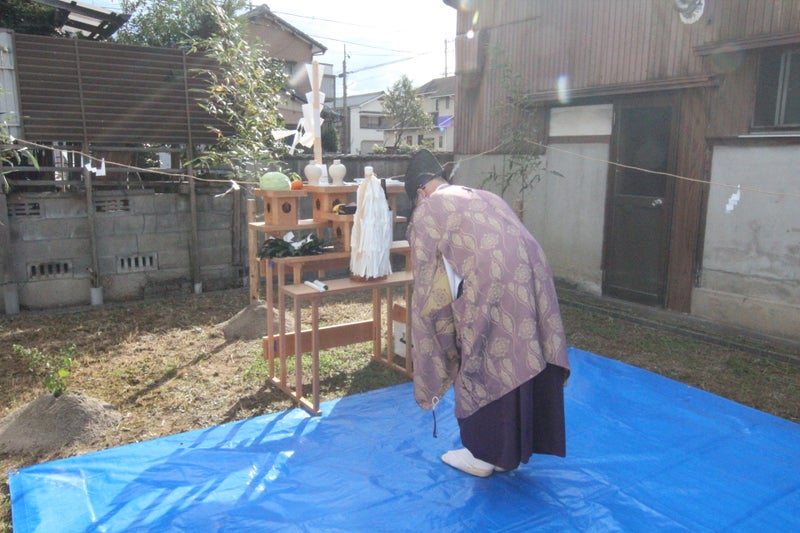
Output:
[[13, 344, 75, 397]]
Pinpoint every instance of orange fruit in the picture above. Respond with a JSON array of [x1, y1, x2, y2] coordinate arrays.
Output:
[[290, 180, 303, 190]]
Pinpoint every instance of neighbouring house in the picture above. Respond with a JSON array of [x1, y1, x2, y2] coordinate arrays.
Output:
[[244, 5, 336, 129], [384, 76, 456, 152], [335, 91, 387, 154], [339, 77, 456, 155], [443, 0, 800, 342]]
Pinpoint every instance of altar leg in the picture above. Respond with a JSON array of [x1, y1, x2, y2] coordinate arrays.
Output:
[[386, 286, 394, 366], [311, 300, 320, 412], [372, 288, 381, 360]]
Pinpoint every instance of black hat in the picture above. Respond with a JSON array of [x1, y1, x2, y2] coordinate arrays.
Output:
[[403, 149, 444, 204]]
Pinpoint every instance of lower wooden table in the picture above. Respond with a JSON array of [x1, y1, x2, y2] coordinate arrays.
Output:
[[261, 241, 411, 361], [277, 271, 414, 415]]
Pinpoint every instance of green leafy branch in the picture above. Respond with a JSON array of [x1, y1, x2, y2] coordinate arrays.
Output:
[[1, 87, 39, 190], [14, 343, 76, 397], [481, 47, 559, 206], [258, 234, 326, 259], [188, 1, 289, 179]]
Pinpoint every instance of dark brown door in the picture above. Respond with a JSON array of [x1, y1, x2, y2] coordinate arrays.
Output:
[[603, 103, 675, 306]]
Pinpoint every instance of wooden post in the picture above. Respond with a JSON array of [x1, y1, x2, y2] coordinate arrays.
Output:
[[83, 144, 100, 291], [0, 192, 19, 314], [247, 198, 258, 302], [311, 60, 322, 165], [188, 165, 200, 292], [233, 187, 242, 274]]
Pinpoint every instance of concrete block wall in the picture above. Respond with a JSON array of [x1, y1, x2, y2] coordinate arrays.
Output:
[[1, 155, 433, 313], [2, 188, 240, 311]]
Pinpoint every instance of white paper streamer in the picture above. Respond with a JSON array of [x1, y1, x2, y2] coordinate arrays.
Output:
[[214, 180, 240, 198], [84, 158, 106, 176], [725, 185, 741, 214]]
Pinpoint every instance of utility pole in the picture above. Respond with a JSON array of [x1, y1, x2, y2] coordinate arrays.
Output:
[[444, 39, 448, 77], [341, 45, 349, 154]]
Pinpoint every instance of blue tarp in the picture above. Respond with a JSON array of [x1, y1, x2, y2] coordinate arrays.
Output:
[[9, 348, 800, 532]]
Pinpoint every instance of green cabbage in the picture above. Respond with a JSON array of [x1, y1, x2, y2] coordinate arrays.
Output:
[[259, 171, 291, 190]]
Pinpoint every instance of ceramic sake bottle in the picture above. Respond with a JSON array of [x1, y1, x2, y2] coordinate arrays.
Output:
[[304, 162, 322, 185], [329, 159, 346, 185]]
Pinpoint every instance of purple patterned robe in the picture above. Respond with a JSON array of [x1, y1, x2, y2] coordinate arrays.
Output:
[[408, 185, 570, 419]]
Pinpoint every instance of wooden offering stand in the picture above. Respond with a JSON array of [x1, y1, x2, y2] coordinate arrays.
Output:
[[247, 183, 413, 415]]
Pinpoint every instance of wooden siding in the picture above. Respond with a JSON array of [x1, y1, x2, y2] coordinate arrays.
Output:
[[13, 33, 224, 145], [706, 53, 760, 137], [666, 88, 709, 311], [454, 0, 800, 153]]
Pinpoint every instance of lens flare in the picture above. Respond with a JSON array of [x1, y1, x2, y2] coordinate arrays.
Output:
[[557, 74, 570, 104]]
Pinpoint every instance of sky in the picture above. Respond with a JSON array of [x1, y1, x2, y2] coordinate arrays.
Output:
[[85, 0, 458, 97]]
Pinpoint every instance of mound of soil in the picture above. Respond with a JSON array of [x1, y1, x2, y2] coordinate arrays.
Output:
[[218, 301, 292, 341], [0, 392, 121, 455]]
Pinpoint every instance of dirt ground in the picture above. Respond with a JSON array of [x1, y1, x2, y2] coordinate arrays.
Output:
[[1, 286, 799, 530]]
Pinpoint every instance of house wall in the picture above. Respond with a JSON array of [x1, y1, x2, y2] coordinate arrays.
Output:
[[453, 0, 800, 154], [539, 104, 612, 292], [426, 95, 455, 152], [449, 104, 611, 294], [693, 144, 800, 341], [246, 18, 316, 65], [447, 0, 800, 341], [350, 99, 385, 154], [449, 148, 608, 294], [11, 33, 223, 145]]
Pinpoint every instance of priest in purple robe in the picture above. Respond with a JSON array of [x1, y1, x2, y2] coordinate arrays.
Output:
[[404, 150, 571, 477]]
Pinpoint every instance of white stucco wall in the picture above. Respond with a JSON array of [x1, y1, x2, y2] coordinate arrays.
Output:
[[350, 98, 385, 154], [452, 145, 608, 294], [693, 144, 800, 341], [532, 143, 609, 293], [452, 104, 611, 293]]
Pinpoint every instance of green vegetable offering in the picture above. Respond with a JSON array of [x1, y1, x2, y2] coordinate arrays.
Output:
[[259, 171, 291, 190], [258, 233, 326, 258]]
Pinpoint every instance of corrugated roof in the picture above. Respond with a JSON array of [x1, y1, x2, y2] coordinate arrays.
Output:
[[31, 0, 130, 40]]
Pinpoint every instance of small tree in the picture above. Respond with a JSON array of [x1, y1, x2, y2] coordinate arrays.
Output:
[[188, 1, 289, 177], [480, 47, 557, 218], [1, 88, 38, 190], [382, 75, 433, 150], [115, 0, 246, 47], [322, 123, 339, 153], [0, 0, 65, 36], [14, 344, 75, 397]]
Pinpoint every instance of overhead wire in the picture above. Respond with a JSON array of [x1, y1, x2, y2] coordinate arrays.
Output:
[[7, 134, 798, 202]]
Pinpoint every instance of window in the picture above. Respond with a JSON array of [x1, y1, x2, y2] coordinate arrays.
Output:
[[360, 115, 387, 129], [754, 48, 800, 128], [282, 61, 297, 77]]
